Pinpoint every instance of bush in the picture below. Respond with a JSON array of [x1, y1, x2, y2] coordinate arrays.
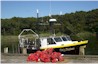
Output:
[[70, 32, 98, 55], [76, 31, 93, 40]]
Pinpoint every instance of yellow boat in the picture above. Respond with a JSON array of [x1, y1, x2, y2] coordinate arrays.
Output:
[[18, 29, 88, 54]]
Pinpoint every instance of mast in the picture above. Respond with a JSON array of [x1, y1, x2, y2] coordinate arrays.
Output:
[[36, 9, 40, 35], [60, 11, 63, 35], [37, 9, 39, 22]]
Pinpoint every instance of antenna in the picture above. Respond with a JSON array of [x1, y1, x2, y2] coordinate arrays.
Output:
[[37, 9, 39, 19], [36, 9, 40, 34], [59, 11, 63, 35], [49, 13, 51, 18], [49, 0, 52, 18], [37, 9, 39, 13]]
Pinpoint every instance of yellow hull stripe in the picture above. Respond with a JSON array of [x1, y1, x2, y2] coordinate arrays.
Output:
[[40, 40, 88, 49]]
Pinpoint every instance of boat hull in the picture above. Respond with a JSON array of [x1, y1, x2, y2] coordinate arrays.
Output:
[[40, 40, 88, 49]]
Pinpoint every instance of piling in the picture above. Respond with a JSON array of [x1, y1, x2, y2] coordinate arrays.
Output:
[[79, 45, 86, 55], [22, 48, 27, 54], [4, 47, 8, 53]]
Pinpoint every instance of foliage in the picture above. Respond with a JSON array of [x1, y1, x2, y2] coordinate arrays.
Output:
[[76, 31, 93, 40], [1, 9, 98, 36]]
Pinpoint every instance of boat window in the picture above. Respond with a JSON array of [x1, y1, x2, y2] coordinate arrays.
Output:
[[66, 36, 71, 41], [47, 38, 56, 44], [54, 37, 62, 42], [62, 37, 67, 41]]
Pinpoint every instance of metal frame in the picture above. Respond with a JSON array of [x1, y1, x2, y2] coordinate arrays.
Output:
[[18, 29, 39, 39], [18, 29, 39, 48]]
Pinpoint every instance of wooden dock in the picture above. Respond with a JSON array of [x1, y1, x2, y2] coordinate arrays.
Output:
[[1, 53, 98, 63]]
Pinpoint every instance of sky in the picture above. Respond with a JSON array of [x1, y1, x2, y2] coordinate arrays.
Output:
[[1, 1, 98, 19]]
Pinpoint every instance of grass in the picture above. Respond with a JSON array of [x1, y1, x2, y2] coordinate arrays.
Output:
[[39, 32, 66, 37]]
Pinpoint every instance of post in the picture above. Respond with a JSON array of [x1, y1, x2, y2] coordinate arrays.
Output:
[[22, 48, 27, 54], [49, 19, 57, 35], [49, 22, 53, 35], [79, 45, 86, 55], [4, 47, 8, 54], [18, 44, 20, 54]]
